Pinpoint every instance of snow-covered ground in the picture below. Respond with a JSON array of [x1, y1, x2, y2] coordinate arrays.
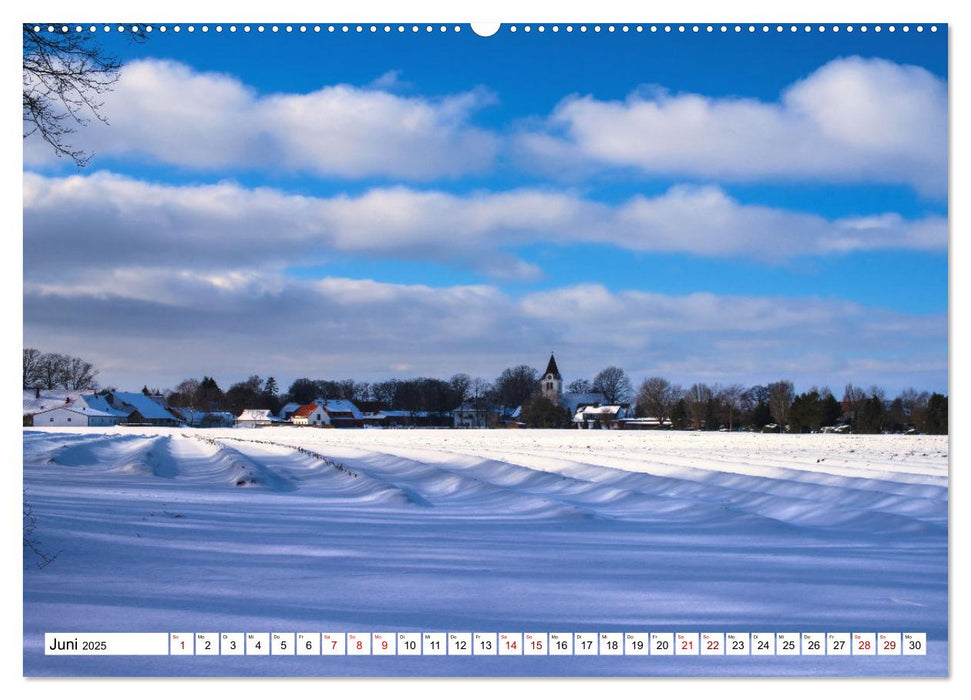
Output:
[[22, 427, 948, 676]]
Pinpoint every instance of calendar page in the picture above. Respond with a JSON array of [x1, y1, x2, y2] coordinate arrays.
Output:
[[21, 15, 948, 678]]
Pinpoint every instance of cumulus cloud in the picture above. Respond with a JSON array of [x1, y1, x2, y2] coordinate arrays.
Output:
[[23, 172, 946, 280], [22, 59, 498, 179], [23, 273, 946, 393], [516, 57, 947, 195]]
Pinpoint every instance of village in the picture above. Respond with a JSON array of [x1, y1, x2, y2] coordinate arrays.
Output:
[[22, 354, 656, 431], [21, 351, 948, 435]]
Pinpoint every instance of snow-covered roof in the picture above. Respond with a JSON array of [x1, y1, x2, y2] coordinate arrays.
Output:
[[171, 408, 235, 423], [277, 402, 301, 418], [77, 394, 131, 418], [33, 405, 117, 419], [584, 405, 626, 415], [22, 389, 85, 415], [364, 410, 434, 419], [323, 399, 362, 419], [237, 409, 275, 422], [111, 392, 178, 421], [574, 405, 628, 421]]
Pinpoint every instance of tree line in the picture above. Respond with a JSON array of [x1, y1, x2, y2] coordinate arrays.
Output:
[[631, 377, 947, 435], [163, 366, 945, 434], [23, 348, 98, 391], [24, 349, 947, 434]]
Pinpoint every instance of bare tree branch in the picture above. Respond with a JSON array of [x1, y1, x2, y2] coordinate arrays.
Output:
[[23, 24, 144, 165]]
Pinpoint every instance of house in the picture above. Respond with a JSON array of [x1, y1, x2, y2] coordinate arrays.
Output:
[[31, 404, 121, 427], [24, 389, 181, 427], [320, 399, 364, 428], [22, 388, 87, 425], [74, 393, 133, 422], [453, 401, 495, 428], [363, 409, 452, 428], [573, 404, 632, 429], [560, 392, 607, 416], [291, 402, 330, 427], [363, 410, 414, 428], [96, 392, 181, 426], [277, 402, 302, 421], [170, 407, 235, 427], [290, 399, 364, 428], [235, 409, 277, 428]]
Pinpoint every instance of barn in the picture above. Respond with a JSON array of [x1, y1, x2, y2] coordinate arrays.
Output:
[[32, 405, 120, 427]]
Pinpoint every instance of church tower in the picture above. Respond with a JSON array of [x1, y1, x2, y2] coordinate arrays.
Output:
[[541, 353, 563, 402]]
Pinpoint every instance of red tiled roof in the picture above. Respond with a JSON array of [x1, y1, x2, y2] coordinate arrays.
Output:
[[293, 403, 318, 418]]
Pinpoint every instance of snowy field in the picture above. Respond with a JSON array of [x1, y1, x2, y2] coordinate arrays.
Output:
[[22, 427, 948, 677]]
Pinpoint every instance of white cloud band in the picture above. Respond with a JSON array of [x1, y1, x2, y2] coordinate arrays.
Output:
[[23, 172, 946, 280], [516, 57, 947, 195]]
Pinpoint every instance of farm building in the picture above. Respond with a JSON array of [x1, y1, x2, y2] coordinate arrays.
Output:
[[89, 392, 180, 426], [22, 389, 87, 425], [235, 409, 277, 428], [573, 404, 632, 429], [31, 405, 120, 427], [290, 399, 364, 428], [291, 402, 330, 427], [322, 399, 364, 428], [277, 402, 302, 421], [170, 408, 235, 427]]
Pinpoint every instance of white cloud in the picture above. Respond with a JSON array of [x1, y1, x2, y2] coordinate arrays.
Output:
[[22, 59, 498, 179], [23, 273, 946, 394], [23, 172, 946, 280], [516, 57, 947, 195]]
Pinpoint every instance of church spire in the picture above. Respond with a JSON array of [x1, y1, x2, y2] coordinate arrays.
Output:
[[542, 353, 563, 402]]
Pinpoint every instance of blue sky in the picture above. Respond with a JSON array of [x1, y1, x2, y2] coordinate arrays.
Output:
[[23, 23, 948, 393]]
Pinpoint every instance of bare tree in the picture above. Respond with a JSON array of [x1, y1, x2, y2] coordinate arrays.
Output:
[[23, 25, 127, 165], [842, 383, 867, 426], [25, 350, 100, 390], [592, 366, 633, 404], [167, 378, 201, 407], [35, 352, 70, 389], [23, 348, 43, 388], [64, 356, 98, 389], [768, 380, 795, 431], [566, 378, 593, 393], [468, 377, 492, 410], [448, 374, 471, 405], [867, 385, 887, 403], [494, 365, 539, 408], [370, 380, 398, 409], [716, 383, 746, 431], [636, 376, 675, 420], [897, 387, 930, 429], [685, 383, 713, 429]]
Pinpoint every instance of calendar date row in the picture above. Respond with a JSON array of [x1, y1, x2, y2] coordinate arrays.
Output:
[[45, 632, 927, 656]]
